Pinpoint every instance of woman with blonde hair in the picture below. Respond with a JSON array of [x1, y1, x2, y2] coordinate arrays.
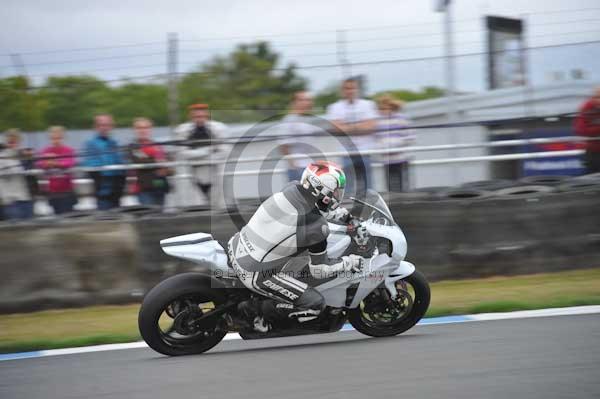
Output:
[[37, 126, 77, 214], [375, 95, 415, 192]]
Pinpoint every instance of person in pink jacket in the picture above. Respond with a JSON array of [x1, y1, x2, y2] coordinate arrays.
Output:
[[37, 126, 78, 215]]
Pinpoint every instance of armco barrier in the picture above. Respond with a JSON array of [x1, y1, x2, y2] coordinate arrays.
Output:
[[0, 186, 599, 313]]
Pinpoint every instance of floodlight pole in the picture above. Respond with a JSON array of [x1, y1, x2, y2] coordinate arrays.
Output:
[[436, 0, 458, 124], [167, 32, 179, 133], [435, 0, 461, 183]]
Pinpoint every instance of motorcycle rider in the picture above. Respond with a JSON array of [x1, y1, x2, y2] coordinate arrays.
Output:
[[228, 160, 365, 331]]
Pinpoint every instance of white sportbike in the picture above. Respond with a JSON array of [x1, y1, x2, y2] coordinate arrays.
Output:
[[139, 190, 430, 356]]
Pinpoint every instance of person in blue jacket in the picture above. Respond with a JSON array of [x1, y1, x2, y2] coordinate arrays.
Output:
[[84, 114, 126, 210]]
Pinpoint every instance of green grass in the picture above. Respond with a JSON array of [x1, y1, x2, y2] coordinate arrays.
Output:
[[1, 268, 599, 353], [0, 334, 140, 354]]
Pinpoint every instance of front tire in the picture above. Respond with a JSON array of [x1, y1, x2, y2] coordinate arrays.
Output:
[[138, 273, 229, 356], [348, 270, 430, 337]]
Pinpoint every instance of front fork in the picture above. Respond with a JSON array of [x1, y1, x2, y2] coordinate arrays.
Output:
[[384, 260, 416, 300]]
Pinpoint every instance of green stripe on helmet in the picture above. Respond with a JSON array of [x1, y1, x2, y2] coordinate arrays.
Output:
[[337, 170, 346, 188]]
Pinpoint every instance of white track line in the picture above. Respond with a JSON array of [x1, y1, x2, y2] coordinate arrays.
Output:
[[1, 305, 599, 362], [468, 305, 600, 321]]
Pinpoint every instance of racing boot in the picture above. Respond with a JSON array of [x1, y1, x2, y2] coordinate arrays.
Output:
[[262, 299, 321, 323], [238, 298, 271, 332]]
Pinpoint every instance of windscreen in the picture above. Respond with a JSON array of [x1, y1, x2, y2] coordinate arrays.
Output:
[[350, 189, 395, 224]]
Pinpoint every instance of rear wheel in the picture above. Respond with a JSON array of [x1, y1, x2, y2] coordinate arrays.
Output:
[[348, 270, 430, 337], [138, 273, 229, 356]]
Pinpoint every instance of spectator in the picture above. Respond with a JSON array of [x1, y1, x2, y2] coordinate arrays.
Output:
[[20, 146, 40, 204], [0, 141, 5, 221], [128, 117, 171, 208], [279, 91, 320, 181], [37, 126, 77, 215], [0, 129, 33, 220], [376, 95, 415, 192], [83, 114, 125, 210], [326, 78, 378, 196], [174, 103, 227, 207], [574, 87, 600, 173]]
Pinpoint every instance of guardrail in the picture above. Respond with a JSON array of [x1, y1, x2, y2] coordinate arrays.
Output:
[[0, 135, 596, 177]]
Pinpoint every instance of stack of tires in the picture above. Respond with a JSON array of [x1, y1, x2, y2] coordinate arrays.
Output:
[[389, 174, 600, 281]]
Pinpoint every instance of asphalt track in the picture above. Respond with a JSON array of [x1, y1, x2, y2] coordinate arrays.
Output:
[[1, 313, 599, 399]]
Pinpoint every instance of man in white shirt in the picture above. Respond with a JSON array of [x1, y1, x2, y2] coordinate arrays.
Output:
[[173, 103, 228, 207], [279, 91, 321, 181], [326, 78, 378, 197]]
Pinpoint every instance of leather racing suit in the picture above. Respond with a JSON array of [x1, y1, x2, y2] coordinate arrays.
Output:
[[228, 182, 360, 318]]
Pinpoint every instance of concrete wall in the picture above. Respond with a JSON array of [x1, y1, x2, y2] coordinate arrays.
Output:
[[1, 185, 599, 314]]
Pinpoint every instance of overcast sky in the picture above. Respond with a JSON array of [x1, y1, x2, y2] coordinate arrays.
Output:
[[1, 0, 599, 94]]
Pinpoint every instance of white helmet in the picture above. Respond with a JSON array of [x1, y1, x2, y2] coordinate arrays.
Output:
[[301, 161, 346, 212]]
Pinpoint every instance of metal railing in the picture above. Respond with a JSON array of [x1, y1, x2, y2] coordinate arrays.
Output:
[[0, 135, 596, 177]]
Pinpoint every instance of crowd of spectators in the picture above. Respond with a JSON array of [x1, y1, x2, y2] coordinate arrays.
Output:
[[0, 103, 229, 221], [5, 79, 596, 222], [279, 77, 415, 195], [0, 77, 418, 222]]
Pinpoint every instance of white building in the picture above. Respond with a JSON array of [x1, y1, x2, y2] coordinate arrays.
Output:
[[403, 81, 595, 188]]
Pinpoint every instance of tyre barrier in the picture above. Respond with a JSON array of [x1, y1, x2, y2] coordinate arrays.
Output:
[[398, 186, 452, 201], [460, 179, 516, 191], [520, 175, 570, 186], [494, 185, 556, 198], [60, 210, 99, 219], [180, 205, 213, 213], [110, 205, 162, 218], [434, 188, 492, 200], [1, 175, 600, 313], [410, 186, 451, 194], [557, 178, 600, 192], [576, 172, 600, 181]]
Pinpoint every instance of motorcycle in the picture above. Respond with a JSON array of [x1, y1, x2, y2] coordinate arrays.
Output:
[[138, 189, 430, 356]]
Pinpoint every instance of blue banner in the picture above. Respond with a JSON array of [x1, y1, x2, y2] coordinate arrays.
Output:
[[521, 128, 585, 177]]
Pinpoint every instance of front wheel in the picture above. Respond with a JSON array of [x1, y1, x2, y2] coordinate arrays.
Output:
[[348, 270, 430, 337], [138, 273, 229, 356]]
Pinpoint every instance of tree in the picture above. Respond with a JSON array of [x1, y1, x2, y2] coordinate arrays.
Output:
[[110, 83, 168, 127], [178, 41, 307, 122], [313, 84, 340, 112], [314, 84, 445, 113], [373, 86, 445, 102], [39, 76, 112, 129], [0, 76, 47, 132]]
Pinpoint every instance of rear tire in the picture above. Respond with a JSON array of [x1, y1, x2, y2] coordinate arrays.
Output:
[[138, 273, 228, 356], [348, 270, 430, 337]]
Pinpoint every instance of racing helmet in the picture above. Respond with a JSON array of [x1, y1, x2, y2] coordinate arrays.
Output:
[[300, 161, 346, 211]]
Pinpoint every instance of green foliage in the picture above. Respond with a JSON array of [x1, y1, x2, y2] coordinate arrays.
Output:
[[110, 83, 168, 127], [40, 76, 169, 129], [313, 84, 340, 112], [0, 76, 47, 131], [0, 42, 444, 131], [39, 76, 112, 129], [0, 76, 168, 131], [313, 85, 445, 112], [373, 86, 445, 102], [178, 41, 307, 122]]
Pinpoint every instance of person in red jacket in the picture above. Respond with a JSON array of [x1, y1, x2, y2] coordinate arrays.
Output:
[[128, 118, 171, 208], [37, 126, 77, 215], [574, 87, 600, 173]]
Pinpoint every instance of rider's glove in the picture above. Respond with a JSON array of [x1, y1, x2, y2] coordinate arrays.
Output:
[[341, 254, 364, 273], [326, 207, 351, 224], [355, 222, 369, 246], [347, 219, 369, 246]]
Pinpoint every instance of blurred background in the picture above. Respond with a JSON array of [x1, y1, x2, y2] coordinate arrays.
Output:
[[0, 0, 599, 352]]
